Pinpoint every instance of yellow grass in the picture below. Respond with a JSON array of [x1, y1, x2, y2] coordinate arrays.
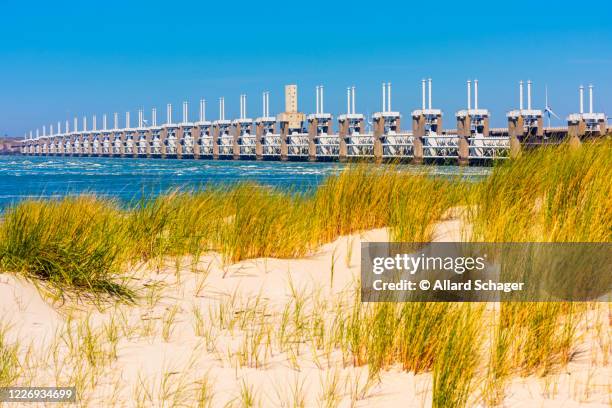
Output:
[[0, 139, 610, 406]]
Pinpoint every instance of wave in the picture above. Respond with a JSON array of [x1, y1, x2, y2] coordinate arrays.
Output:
[[0, 156, 490, 210]]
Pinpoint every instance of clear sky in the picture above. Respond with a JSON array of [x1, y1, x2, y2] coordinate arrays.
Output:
[[1, 0, 611, 136]]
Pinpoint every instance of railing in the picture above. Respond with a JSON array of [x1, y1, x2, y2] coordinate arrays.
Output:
[[316, 134, 339, 157], [181, 137, 195, 155], [112, 137, 123, 154], [124, 139, 135, 155], [150, 137, 162, 155], [239, 135, 257, 156], [383, 133, 414, 158], [468, 136, 510, 159], [182, 129, 194, 155], [218, 134, 234, 156], [286, 133, 309, 157], [102, 140, 110, 154], [262, 134, 281, 156], [137, 138, 148, 155], [199, 136, 214, 156], [346, 133, 374, 157], [422, 135, 459, 159], [20, 132, 518, 163], [165, 137, 178, 155]]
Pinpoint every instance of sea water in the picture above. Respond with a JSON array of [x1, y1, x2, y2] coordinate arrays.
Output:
[[0, 156, 491, 210]]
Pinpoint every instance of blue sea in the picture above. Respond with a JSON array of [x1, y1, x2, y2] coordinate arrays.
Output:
[[0, 156, 491, 210]]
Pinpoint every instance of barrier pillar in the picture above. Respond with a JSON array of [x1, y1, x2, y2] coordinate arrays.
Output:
[[255, 123, 264, 160], [411, 114, 425, 165], [280, 121, 289, 161], [307, 118, 318, 162], [233, 124, 241, 160], [373, 117, 384, 163], [212, 125, 220, 159], [457, 113, 470, 166]]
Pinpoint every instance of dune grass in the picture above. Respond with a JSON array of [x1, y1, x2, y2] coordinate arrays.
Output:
[[0, 139, 610, 406], [122, 166, 458, 264], [468, 139, 611, 243], [0, 322, 21, 387], [0, 196, 134, 299], [468, 139, 611, 404], [432, 304, 483, 408], [0, 164, 458, 299]]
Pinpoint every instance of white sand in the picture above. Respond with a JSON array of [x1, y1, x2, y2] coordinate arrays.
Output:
[[1, 218, 610, 407]]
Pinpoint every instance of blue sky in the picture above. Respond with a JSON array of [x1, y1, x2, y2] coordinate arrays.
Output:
[[1, 0, 611, 136]]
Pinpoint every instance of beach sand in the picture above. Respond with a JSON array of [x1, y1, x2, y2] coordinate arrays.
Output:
[[1, 217, 610, 407]]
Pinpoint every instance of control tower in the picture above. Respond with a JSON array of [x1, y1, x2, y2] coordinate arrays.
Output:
[[567, 85, 607, 146], [456, 79, 490, 165], [277, 85, 306, 161]]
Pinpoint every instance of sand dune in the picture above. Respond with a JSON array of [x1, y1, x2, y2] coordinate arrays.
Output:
[[1, 219, 610, 407]]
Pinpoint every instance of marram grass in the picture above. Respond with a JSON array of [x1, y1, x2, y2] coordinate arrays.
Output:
[[469, 139, 612, 405], [0, 139, 610, 407], [0, 322, 20, 387], [3, 140, 608, 297], [0, 163, 460, 298], [468, 138, 612, 243], [0, 196, 134, 299]]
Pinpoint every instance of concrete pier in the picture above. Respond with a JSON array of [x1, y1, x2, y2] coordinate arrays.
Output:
[[567, 85, 607, 147], [412, 79, 445, 163], [233, 94, 254, 160], [456, 80, 492, 164], [507, 80, 544, 158]]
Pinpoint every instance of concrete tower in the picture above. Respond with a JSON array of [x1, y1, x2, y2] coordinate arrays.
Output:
[[277, 84, 306, 161]]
